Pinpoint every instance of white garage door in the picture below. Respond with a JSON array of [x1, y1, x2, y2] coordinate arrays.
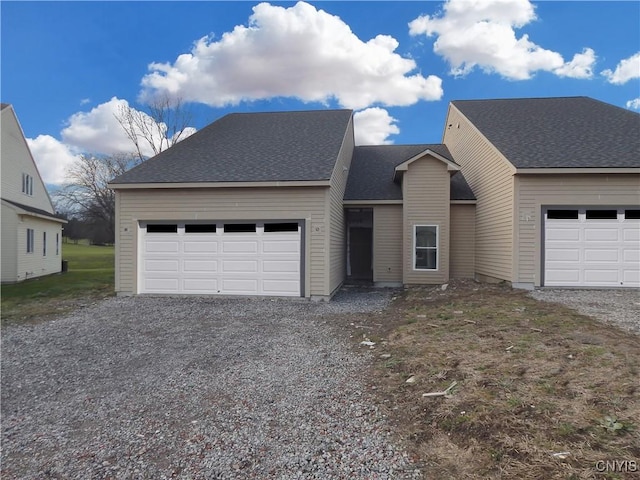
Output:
[[140, 222, 301, 296], [544, 208, 640, 287]]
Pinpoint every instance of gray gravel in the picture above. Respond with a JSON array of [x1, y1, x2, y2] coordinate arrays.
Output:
[[529, 288, 640, 335], [1, 289, 419, 479]]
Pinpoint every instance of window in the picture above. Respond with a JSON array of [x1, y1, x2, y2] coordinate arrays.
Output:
[[43, 232, 47, 256], [56, 233, 60, 255], [146, 224, 178, 233], [224, 223, 256, 233], [26, 228, 34, 253], [586, 210, 617, 220], [22, 173, 33, 196], [625, 210, 640, 220], [264, 223, 298, 233], [185, 224, 217, 233], [414, 225, 438, 270], [547, 209, 579, 219]]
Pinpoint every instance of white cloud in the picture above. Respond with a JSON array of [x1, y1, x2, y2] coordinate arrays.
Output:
[[626, 98, 640, 110], [140, 1, 442, 110], [61, 97, 157, 157], [353, 108, 400, 145], [602, 52, 640, 85], [409, 0, 595, 80], [26, 135, 81, 186], [554, 48, 596, 79]]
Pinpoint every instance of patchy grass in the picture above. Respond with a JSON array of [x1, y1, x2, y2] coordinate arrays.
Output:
[[1, 243, 114, 325], [351, 281, 640, 479]]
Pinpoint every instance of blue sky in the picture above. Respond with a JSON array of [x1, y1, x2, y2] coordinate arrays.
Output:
[[2, 1, 639, 187]]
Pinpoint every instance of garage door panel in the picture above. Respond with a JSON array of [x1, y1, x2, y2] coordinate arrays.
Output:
[[222, 278, 259, 294], [583, 249, 619, 262], [222, 260, 258, 273], [623, 227, 640, 241], [546, 228, 580, 241], [584, 228, 619, 242], [584, 269, 619, 284], [183, 260, 218, 272], [145, 278, 180, 291], [545, 209, 639, 288], [546, 249, 579, 262], [222, 241, 258, 254], [140, 222, 301, 296], [183, 279, 218, 292], [145, 241, 180, 253], [183, 241, 218, 253], [263, 260, 299, 273], [145, 260, 179, 272], [262, 280, 299, 294]]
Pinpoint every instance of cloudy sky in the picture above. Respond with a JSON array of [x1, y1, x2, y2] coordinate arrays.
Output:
[[2, 1, 639, 187]]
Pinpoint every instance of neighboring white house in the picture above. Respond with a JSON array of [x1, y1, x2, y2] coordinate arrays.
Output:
[[1, 103, 66, 283]]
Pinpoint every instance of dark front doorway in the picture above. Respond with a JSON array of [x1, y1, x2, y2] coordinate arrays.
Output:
[[346, 209, 373, 281]]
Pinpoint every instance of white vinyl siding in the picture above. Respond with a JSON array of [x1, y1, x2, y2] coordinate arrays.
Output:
[[327, 116, 354, 295], [443, 106, 515, 283], [402, 157, 450, 284], [450, 203, 476, 278], [516, 174, 640, 287], [372, 204, 403, 284], [116, 187, 329, 297]]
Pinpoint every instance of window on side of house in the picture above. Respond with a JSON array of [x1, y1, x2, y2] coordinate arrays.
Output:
[[27, 228, 34, 253], [43, 232, 47, 256], [56, 233, 60, 255], [414, 225, 438, 270], [22, 173, 34, 196]]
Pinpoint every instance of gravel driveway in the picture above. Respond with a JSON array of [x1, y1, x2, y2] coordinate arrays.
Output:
[[529, 288, 640, 335], [1, 291, 419, 479]]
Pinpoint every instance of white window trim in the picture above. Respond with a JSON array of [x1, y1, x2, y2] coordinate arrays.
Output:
[[413, 224, 439, 271], [22, 173, 33, 196], [27, 228, 35, 254]]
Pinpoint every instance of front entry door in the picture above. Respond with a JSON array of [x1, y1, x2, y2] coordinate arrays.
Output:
[[349, 227, 373, 280]]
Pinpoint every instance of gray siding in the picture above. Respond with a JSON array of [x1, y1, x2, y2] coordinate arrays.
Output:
[[450, 203, 476, 278], [443, 106, 515, 282], [1, 204, 18, 282], [115, 187, 329, 297], [327, 117, 355, 295], [515, 174, 640, 286], [402, 157, 450, 285], [373, 204, 403, 284]]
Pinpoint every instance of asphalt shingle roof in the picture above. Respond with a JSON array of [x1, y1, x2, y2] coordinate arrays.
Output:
[[2, 198, 65, 221], [344, 144, 475, 201], [451, 97, 640, 169], [111, 109, 353, 184]]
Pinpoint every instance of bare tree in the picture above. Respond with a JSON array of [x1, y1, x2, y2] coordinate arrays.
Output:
[[55, 154, 139, 243], [115, 95, 193, 162]]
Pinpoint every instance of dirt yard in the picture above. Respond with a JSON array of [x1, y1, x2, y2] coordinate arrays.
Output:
[[348, 281, 640, 479]]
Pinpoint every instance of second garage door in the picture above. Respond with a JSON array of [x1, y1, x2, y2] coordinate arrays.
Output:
[[140, 221, 301, 296], [544, 208, 640, 287]]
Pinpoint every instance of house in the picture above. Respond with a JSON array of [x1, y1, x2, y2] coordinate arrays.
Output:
[[1, 104, 66, 283], [108, 96, 639, 298], [443, 97, 640, 289]]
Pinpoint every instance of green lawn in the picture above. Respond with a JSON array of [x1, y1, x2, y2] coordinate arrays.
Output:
[[1, 243, 115, 325]]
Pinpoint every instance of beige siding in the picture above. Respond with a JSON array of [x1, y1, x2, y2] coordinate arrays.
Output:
[[373, 204, 403, 284], [1, 204, 18, 282], [15, 216, 63, 282], [450, 204, 476, 278], [515, 174, 640, 287], [402, 157, 450, 284], [443, 106, 515, 282], [327, 117, 355, 295], [116, 186, 328, 297], [1, 106, 55, 214]]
